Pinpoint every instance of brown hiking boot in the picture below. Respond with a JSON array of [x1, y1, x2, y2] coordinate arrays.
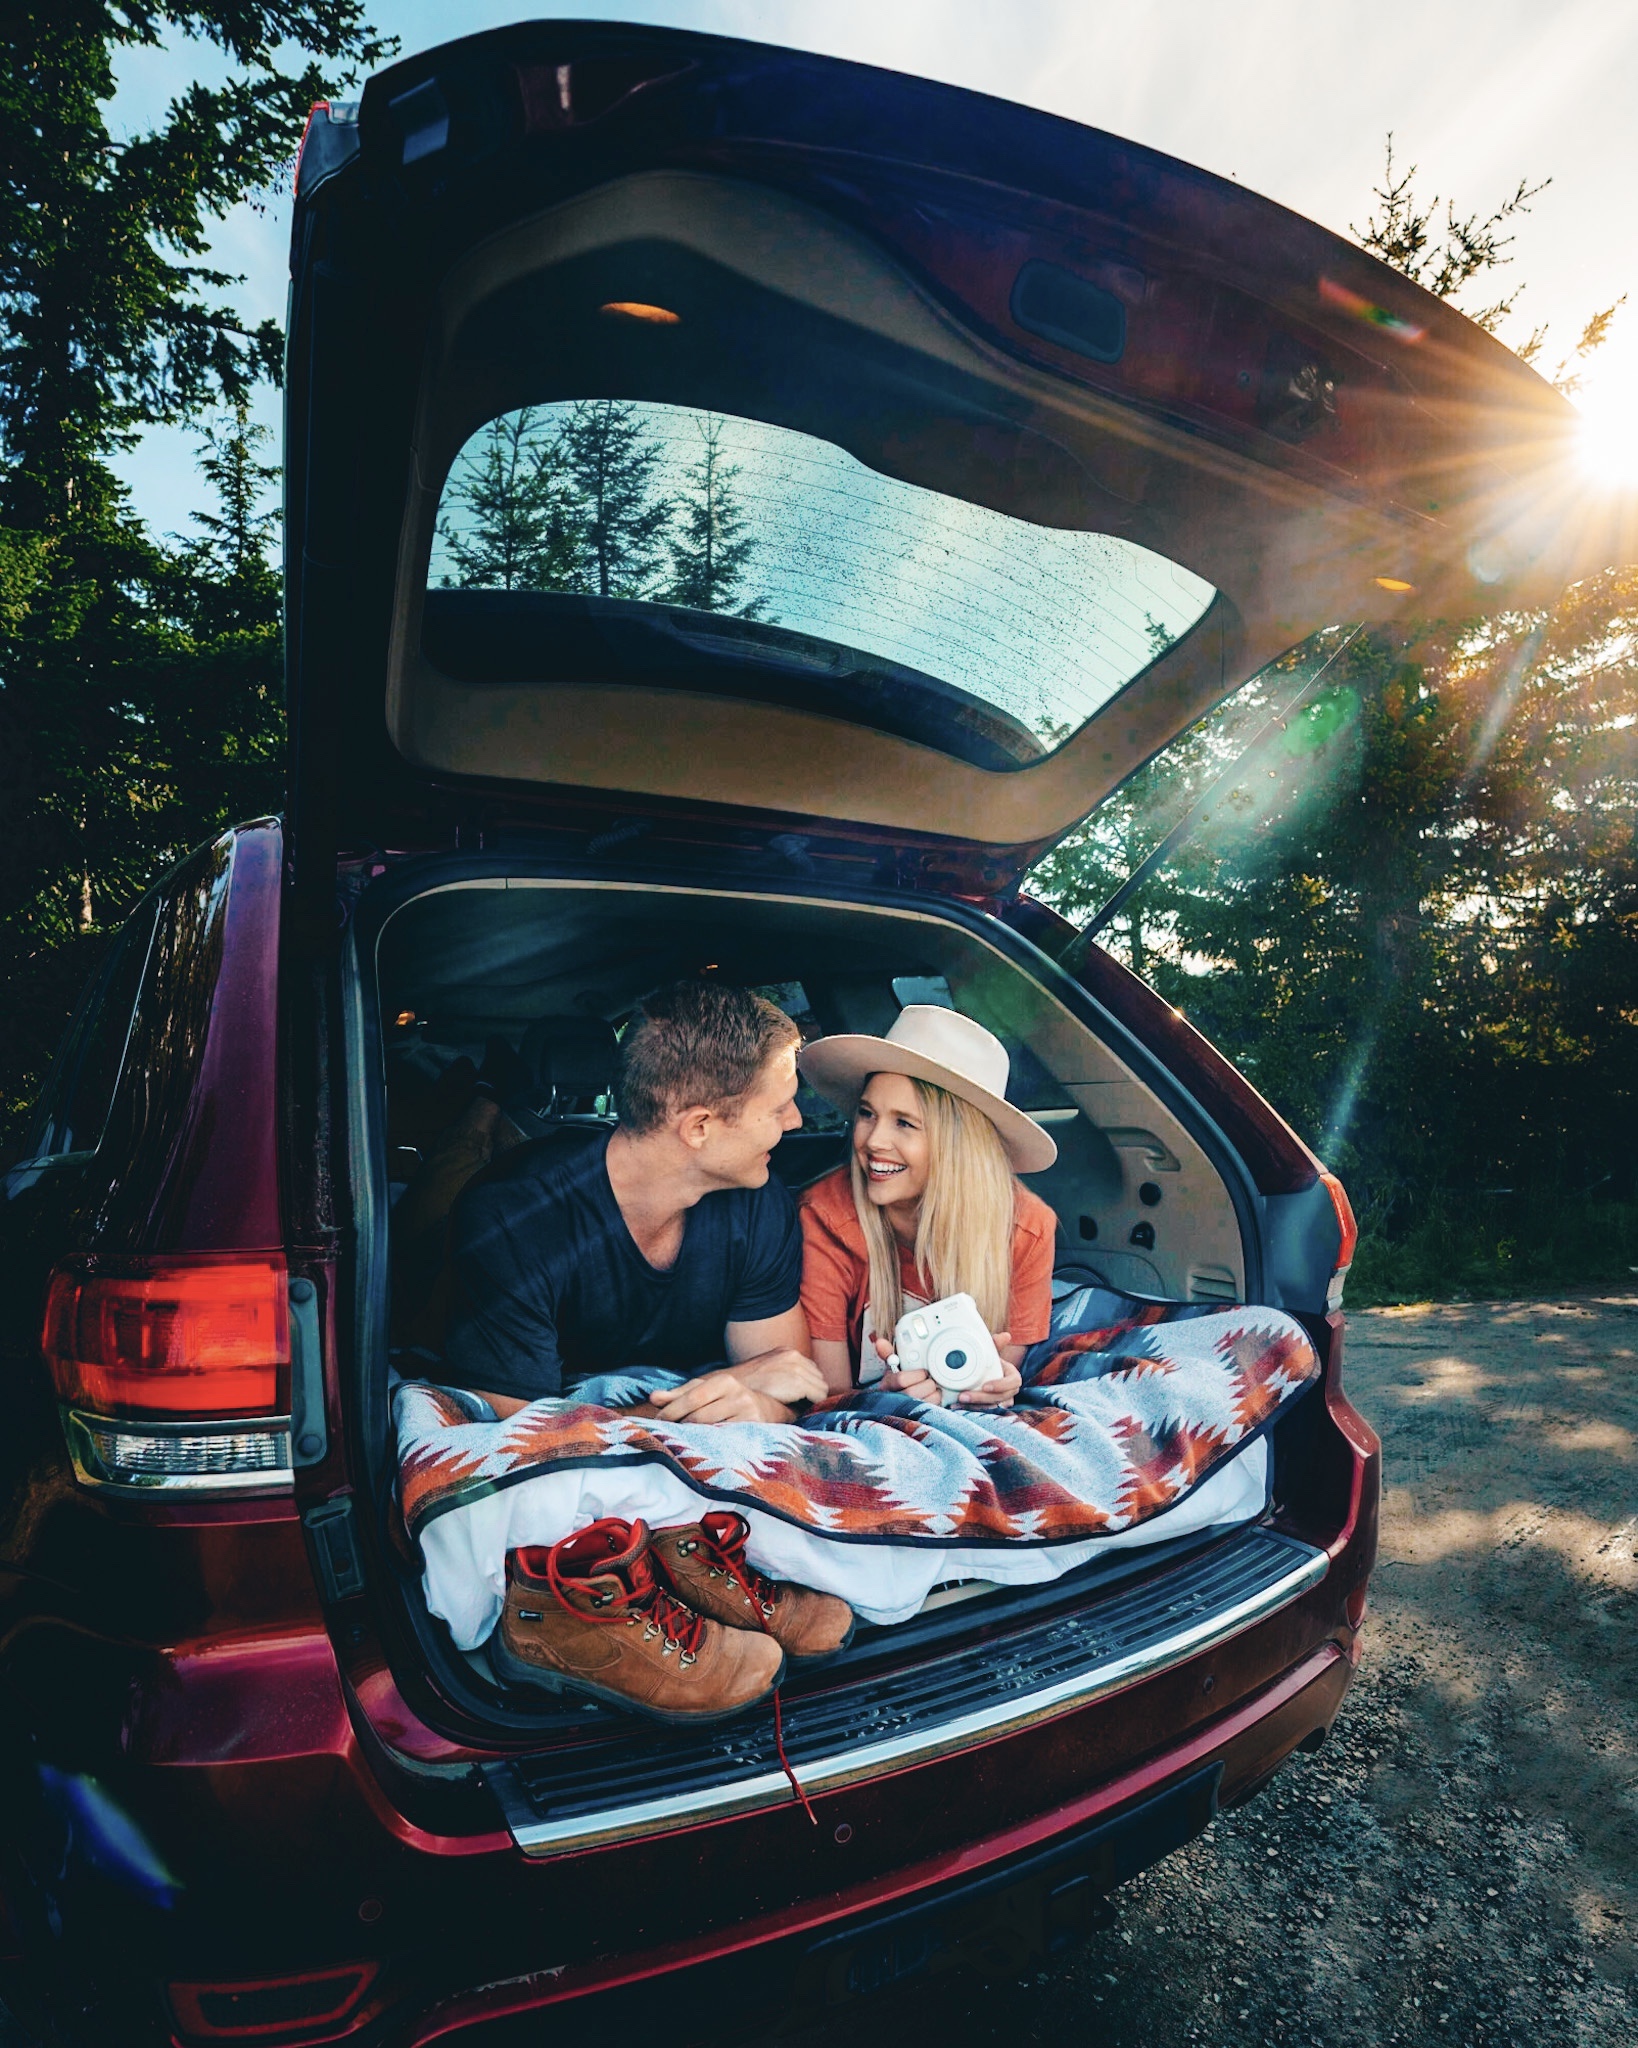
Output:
[[652, 1513, 855, 1661], [493, 1518, 783, 1722]]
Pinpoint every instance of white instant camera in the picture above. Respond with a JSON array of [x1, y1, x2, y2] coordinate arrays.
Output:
[[886, 1293, 1003, 1406]]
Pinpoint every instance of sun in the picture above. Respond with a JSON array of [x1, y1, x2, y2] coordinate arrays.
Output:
[[1575, 363, 1638, 488]]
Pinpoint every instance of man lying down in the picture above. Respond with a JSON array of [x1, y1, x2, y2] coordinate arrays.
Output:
[[437, 979, 851, 1720], [410, 977, 1315, 1725]]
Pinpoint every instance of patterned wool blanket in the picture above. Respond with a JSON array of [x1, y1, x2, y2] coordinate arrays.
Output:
[[395, 1292, 1319, 1646]]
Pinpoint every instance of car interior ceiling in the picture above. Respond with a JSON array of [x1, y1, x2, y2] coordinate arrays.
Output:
[[375, 881, 1247, 1320]]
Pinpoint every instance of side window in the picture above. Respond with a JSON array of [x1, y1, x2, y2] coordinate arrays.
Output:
[[25, 903, 158, 1161]]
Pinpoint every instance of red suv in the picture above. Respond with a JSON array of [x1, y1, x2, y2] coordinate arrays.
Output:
[[0, 23, 1583, 2046]]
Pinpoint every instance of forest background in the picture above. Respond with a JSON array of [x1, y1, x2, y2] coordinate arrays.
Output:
[[1, 5, 1633, 1305]]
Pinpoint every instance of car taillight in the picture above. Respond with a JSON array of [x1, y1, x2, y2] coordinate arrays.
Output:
[[1318, 1170, 1358, 1310], [43, 1256, 292, 1494]]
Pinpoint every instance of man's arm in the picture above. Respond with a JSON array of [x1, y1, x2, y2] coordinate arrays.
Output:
[[724, 1305, 812, 1369], [466, 1387, 532, 1420], [648, 1307, 827, 1424]]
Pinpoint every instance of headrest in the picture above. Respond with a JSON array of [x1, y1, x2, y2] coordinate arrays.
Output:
[[519, 1015, 620, 1113]]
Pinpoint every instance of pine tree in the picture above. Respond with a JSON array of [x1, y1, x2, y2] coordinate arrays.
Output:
[[163, 399, 285, 824], [437, 408, 582, 591], [665, 414, 766, 616], [0, 7, 393, 530], [0, 4, 391, 1146], [1351, 135, 1547, 333], [188, 396, 281, 616], [555, 400, 671, 599]]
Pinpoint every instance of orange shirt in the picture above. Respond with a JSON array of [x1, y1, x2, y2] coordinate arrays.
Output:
[[798, 1166, 1056, 1372]]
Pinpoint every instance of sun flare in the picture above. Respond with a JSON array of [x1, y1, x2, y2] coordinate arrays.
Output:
[[1575, 370, 1638, 488]]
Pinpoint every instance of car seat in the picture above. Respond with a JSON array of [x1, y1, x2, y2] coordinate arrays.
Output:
[[390, 1017, 619, 1351]]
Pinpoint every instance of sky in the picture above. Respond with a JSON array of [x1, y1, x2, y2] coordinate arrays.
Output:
[[109, 0, 1638, 541]]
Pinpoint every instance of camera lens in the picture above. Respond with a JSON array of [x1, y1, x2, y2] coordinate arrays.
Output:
[[945, 1349, 967, 1369]]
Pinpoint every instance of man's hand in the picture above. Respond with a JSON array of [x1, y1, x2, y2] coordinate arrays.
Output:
[[649, 1347, 828, 1425]]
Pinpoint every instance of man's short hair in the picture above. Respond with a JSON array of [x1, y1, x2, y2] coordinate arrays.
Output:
[[616, 980, 800, 1135]]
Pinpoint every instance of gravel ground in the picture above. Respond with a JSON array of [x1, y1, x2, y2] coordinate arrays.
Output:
[[778, 1293, 1638, 2048]]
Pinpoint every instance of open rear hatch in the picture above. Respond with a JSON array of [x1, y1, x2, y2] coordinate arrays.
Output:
[[284, 20, 1602, 921], [306, 24, 1509, 1810]]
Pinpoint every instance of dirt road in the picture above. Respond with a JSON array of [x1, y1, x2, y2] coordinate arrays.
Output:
[[782, 1293, 1638, 2048]]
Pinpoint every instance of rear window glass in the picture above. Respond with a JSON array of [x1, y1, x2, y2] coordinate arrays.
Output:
[[25, 902, 157, 1160], [427, 402, 1216, 771]]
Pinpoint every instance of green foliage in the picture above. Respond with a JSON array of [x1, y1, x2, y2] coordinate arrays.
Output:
[[1034, 139, 1636, 1302], [0, 4, 394, 523], [0, 3, 391, 1148], [665, 414, 767, 617], [555, 400, 672, 600], [1034, 579, 1638, 1294], [1348, 1192, 1638, 1308], [437, 403, 769, 614], [435, 407, 583, 592]]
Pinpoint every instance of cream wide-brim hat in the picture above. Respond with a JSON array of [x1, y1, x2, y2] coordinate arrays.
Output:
[[798, 1006, 1058, 1174]]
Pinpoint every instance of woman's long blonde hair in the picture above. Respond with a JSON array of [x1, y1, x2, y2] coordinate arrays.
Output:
[[850, 1075, 1018, 1337]]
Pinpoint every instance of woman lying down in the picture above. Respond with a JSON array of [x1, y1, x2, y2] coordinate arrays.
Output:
[[396, 981, 1319, 1725]]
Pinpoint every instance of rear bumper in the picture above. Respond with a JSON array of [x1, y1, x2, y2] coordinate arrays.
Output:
[[401, 1641, 1352, 2045]]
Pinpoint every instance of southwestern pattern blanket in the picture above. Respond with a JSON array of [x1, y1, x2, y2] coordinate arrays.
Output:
[[394, 1293, 1321, 1644]]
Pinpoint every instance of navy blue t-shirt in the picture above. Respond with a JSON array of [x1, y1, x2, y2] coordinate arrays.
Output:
[[441, 1126, 803, 1402]]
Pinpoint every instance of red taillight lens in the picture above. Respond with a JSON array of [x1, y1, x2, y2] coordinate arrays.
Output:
[[43, 1257, 288, 1418], [1319, 1170, 1359, 1270], [1318, 1169, 1358, 1307]]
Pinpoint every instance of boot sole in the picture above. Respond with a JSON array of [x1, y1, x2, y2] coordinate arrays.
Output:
[[489, 1628, 787, 1724]]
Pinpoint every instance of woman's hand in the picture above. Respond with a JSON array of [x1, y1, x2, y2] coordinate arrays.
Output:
[[873, 1330, 1023, 1408], [956, 1332, 1022, 1408], [957, 1365, 1022, 1408], [649, 1349, 828, 1425], [869, 1329, 936, 1402]]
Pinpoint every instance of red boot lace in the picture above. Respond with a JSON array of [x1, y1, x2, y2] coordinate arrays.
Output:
[[693, 1512, 816, 1826], [544, 1519, 707, 1661], [696, 1511, 780, 1615]]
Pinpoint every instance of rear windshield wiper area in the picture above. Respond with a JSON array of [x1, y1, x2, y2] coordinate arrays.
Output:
[[420, 586, 1048, 772]]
